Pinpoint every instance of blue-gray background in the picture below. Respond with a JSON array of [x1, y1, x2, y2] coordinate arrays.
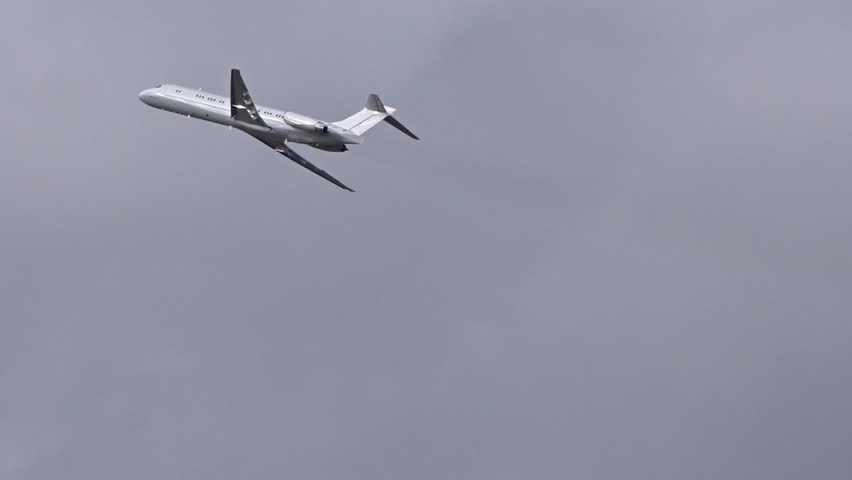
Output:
[[2, 1, 851, 478]]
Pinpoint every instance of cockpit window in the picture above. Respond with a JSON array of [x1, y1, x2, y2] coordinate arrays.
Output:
[[155, 84, 162, 88]]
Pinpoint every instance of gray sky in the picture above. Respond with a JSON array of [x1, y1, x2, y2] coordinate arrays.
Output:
[[2, 1, 851, 479]]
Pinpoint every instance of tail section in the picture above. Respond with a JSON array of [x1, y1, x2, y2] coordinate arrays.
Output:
[[334, 94, 419, 140]]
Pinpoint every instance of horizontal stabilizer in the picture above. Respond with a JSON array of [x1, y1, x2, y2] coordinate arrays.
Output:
[[334, 94, 418, 140], [384, 115, 419, 140]]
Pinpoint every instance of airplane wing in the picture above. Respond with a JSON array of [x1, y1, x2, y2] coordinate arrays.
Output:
[[231, 68, 353, 191], [230, 69, 268, 128], [256, 137, 355, 192]]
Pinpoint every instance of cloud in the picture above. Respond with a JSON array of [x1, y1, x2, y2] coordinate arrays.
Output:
[[2, 1, 851, 479]]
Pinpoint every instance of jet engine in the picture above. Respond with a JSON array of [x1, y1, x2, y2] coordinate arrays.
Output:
[[283, 112, 329, 133], [313, 143, 348, 152]]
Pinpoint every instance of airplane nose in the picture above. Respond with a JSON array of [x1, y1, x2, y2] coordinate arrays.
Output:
[[138, 88, 157, 105]]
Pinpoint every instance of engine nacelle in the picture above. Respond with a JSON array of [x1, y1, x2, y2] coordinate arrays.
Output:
[[283, 112, 328, 133], [312, 143, 348, 152]]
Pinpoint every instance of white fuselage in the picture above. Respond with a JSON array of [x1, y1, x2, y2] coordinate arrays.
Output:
[[138, 84, 360, 151]]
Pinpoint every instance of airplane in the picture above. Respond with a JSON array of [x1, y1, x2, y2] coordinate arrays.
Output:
[[138, 69, 418, 191]]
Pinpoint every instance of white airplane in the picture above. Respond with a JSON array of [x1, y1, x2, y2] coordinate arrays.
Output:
[[139, 69, 418, 191]]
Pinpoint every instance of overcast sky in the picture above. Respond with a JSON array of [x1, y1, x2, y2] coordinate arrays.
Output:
[[2, 1, 851, 479]]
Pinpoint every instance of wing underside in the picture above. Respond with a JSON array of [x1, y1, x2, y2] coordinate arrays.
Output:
[[229, 68, 353, 192], [256, 137, 355, 192]]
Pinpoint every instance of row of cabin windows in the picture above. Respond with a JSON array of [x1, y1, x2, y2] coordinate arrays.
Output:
[[190, 92, 226, 104], [176, 90, 282, 113]]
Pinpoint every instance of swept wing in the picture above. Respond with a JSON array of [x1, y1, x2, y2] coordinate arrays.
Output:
[[231, 69, 354, 191]]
